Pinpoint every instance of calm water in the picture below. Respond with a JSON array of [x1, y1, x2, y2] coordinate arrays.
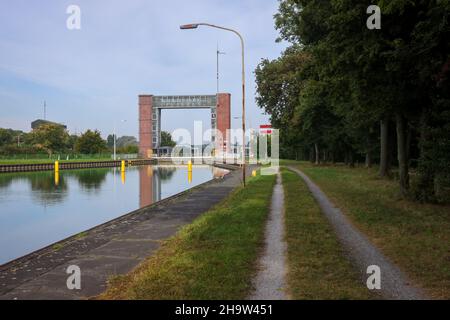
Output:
[[0, 165, 227, 264]]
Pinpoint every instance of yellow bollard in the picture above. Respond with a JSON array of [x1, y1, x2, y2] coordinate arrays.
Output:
[[121, 160, 126, 172], [252, 170, 257, 177], [188, 170, 192, 184], [121, 170, 126, 185], [54, 171, 59, 186], [54, 161, 59, 173], [187, 160, 192, 172]]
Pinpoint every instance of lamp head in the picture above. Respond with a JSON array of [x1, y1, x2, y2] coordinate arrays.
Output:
[[180, 24, 199, 30]]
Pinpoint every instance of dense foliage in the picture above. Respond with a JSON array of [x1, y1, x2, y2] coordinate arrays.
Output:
[[255, 0, 450, 202], [0, 126, 139, 156]]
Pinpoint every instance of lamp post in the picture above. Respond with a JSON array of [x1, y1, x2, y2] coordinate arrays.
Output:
[[113, 119, 127, 161], [180, 23, 246, 186]]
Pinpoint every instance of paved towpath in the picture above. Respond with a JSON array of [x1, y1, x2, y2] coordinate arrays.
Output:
[[288, 166, 427, 300], [0, 165, 253, 300], [250, 172, 288, 300]]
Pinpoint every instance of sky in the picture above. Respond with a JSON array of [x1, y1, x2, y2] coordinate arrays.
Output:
[[0, 0, 287, 140]]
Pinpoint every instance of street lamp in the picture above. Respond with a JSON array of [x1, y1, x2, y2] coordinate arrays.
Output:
[[180, 23, 246, 186], [113, 119, 127, 161]]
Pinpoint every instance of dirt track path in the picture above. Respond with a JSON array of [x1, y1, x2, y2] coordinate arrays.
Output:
[[250, 173, 288, 300], [288, 166, 427, 300]]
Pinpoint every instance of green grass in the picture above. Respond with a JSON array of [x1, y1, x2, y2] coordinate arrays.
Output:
[[100, 172, 276, 300], [0, 158, 115, 165], [287, 161, 450, 299], [52, 243, 64, 251], [282, 168, 375, 299]]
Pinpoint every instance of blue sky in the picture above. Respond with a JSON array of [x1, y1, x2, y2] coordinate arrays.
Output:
[[0, 0, 286, 139]]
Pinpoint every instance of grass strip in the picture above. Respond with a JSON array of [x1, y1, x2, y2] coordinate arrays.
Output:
[[290, 161, 450, 299], [100, 173, 276, 299], [282, 168, 374, 299], [0, 158, 116, 165]]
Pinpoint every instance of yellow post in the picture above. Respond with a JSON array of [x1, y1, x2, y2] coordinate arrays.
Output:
[[121, 170, 126, 185], [121, 160, 126, 172], [188, 160, 192, 172], [54, 161, 59, 173], [54, 171, 59, 186], [252, 170, 257, 177], [188, 170, 192, 184]]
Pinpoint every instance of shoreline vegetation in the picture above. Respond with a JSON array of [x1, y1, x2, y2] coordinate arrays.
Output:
[[0, 158, 119, 165]]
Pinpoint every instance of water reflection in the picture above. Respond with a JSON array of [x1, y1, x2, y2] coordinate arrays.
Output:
[[139, 166, 176, 207], [0, 165, 228, 264], [76, 169, 108, 192]]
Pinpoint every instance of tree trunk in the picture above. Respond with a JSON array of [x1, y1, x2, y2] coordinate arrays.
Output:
[[419, 108, 428, 157], [396, 113, 410, 196], [379, 118, 389, 177], [314, 143, 320, 165], [365, 152, 372, 168], [331, 152, 335, 164], [348, 151, 355, 168], [406, 125, 412, 163], [365, 133, 372, 168]]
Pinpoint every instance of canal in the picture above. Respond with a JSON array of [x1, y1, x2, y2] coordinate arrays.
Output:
[[0, 165, 228, 265]]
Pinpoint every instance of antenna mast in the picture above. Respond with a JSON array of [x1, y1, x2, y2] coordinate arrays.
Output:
[[216, 44, 226, 93]]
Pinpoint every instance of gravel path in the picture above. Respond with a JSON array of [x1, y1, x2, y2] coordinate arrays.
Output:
[[250, 173, 288, 300], [288, 166, 427, 300]]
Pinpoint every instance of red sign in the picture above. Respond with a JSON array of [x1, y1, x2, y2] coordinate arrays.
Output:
[[260, 124, 272, 134]]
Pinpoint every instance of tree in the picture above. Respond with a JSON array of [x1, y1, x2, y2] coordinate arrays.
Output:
[[75, 130, 108, 154], [0, 128, 14, 146], [67, 134, 79, 152], [160, 131, 176, 147], [28, 124, 70, 155], [256, 0, 450, 201], [117, 144, 139, 154], [106, 134, 115, 148], [116, 136, 138, 148]]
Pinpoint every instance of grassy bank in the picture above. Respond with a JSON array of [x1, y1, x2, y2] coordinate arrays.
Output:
[[0, 158, 117, 165], [286, 161, 450, 299], [100, 173, 276, 300], [282, 168, 374, 299]]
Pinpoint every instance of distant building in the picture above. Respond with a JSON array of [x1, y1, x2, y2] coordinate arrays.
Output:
[[31, 119, 67, 130], [259, 124, 272, 135]]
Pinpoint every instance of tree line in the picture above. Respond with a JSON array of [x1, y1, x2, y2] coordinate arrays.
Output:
[[0, 125, 178, 156], [0, 125, 138, 156], [255, 0, 449, 203]]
